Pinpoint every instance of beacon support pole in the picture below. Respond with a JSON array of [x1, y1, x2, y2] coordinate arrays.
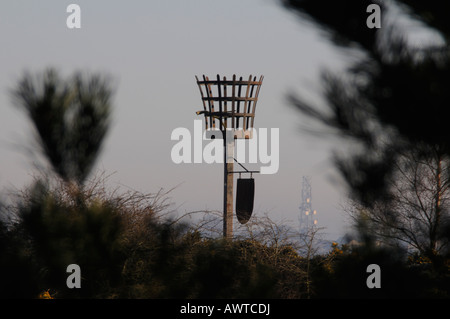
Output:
[[223, 132, 234, 239]]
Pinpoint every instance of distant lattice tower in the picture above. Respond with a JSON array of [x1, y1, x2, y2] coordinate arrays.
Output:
[[299, 176, 318, 231]]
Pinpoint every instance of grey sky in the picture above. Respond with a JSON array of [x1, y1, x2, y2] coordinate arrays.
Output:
[[0, 0, 351, 239]]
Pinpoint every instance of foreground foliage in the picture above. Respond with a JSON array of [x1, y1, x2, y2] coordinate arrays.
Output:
[[0, 175, 449, 299]]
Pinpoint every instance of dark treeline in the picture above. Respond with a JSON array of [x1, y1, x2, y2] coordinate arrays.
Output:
[[1, 173, 449, 299]]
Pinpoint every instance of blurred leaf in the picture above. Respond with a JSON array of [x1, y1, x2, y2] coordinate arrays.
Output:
[[12, 68, 114, 184]]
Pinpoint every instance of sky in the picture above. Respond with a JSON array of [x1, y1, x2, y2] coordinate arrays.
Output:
[[0, 0, 355, 240]]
